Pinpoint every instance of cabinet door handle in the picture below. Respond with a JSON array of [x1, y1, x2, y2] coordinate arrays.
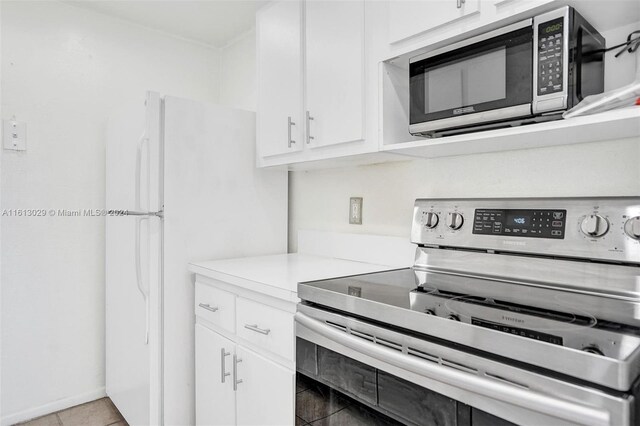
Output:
[[198, 303, 219, 313], [244, 324, 271, 335], [457, 0, 462, 8], [288, 116, 296, 147], [306, 111, 314, 144], [233, 354, 243, 391], [221, 348, 231, 383]]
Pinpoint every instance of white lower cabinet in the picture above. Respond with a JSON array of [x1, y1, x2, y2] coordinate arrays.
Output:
[[235, 346, 295, 426], [194, 279, 296, 426], [195, 325, 236, 426]]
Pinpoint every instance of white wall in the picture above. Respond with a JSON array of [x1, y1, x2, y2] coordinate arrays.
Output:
[[0, 2, 3, 422], [288, 138, 640, 251], [0, 1, 220, 423], [219, 30, 257, 112]]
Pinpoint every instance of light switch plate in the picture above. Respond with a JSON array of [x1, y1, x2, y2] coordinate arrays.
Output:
[[3, 119, 27, 151], [349, 197, 363, 225]]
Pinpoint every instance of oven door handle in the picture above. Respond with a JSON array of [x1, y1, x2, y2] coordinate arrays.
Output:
[[295, 312, 611, 426]]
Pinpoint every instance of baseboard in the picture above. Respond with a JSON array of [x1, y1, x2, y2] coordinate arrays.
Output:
[[1, 387, 106, 426]]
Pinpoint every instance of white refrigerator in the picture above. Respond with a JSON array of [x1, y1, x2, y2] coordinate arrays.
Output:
[[105, 92, 287, 426]]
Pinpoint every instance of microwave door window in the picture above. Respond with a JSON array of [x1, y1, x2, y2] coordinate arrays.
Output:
[[466, 47, 507, 106], [410, 26, 533, 126], [425, 47, 507, 114], [425, 67, 463, 113]]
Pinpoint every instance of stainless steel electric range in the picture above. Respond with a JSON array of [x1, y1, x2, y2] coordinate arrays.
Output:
[[296, 197, 640, 426]]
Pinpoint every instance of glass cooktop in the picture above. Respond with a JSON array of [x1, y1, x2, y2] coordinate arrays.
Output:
[[299, 267, 640, 358]]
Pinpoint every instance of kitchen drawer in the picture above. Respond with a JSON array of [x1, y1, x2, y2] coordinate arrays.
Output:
[[236, 297, 294, 361], [195, 282, 235, 333]]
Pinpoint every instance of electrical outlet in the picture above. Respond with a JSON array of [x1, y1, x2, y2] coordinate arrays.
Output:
[[349, 197, 363, 225], [3, 119, 27, 151]]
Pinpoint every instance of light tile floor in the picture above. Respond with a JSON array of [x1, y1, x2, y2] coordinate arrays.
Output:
[[19, 377, 398, 426], [16, 398, 127, 426]]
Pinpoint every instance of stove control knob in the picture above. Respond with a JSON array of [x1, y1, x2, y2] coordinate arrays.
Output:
[[580, 214, 609, 238], [446, 314, 460, 321], [582, 345, 604, 356], [424, 309, 436, 315], [423, 212, 439, 229], [624, 216, 640, 240], [446, 212, 464, 230]]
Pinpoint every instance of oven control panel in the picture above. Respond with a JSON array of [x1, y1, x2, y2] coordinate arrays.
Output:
[[411, 197, 640, 264], [473, 209, 567, 239]]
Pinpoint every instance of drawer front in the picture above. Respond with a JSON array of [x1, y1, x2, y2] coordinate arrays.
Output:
[[236, 297, 294, 361], [195, 282, 235, 333]]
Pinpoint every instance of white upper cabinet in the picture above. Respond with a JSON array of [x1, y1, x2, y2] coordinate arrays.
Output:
[[388, 0, 481, 44], [257, 0, 379, 168], [257, 0, 303, 158], [305, 0, 365, 148]]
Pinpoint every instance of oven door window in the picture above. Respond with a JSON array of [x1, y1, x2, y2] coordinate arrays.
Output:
[[410, 27, 533, 124]]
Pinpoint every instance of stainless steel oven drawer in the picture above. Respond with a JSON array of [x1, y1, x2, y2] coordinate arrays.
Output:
[[296, 303, 636, 426], [296, 337, 317, 376], [317, 346, 377, 405], [378, 370, 458, 426]]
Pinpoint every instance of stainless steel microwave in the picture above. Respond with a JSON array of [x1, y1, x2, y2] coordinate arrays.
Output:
[[409, 7, 605, 137]]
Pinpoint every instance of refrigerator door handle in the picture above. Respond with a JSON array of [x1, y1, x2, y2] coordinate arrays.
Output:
[[135, 131, 150, 212], [135, 215, 150, 345]]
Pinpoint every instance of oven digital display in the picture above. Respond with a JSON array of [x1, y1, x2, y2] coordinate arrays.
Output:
[[472, 318, 563, 345], [473, 208, 566, 239], [507, 213, 530, 226]]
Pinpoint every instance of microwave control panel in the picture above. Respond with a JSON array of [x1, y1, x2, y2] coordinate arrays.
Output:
[[537, 17, 564, 96], [472, 209, 567, 239]]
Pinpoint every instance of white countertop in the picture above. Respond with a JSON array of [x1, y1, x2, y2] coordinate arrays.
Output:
[[189, 253, 400, 302]]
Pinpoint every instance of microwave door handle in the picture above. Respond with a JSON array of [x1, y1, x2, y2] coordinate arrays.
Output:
[[295, 312, 611, 426]]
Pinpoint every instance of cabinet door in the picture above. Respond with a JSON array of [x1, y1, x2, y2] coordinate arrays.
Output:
[[195, 325, 236, 426], [235, 346, 295, 426], [305, 0, 365, 148], [257, 0, 304, 157], [389, 0, 480, 44]]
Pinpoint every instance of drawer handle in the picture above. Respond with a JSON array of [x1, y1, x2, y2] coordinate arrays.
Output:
[[244, 324, 271, 335], [199, 303, 219, 313]]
